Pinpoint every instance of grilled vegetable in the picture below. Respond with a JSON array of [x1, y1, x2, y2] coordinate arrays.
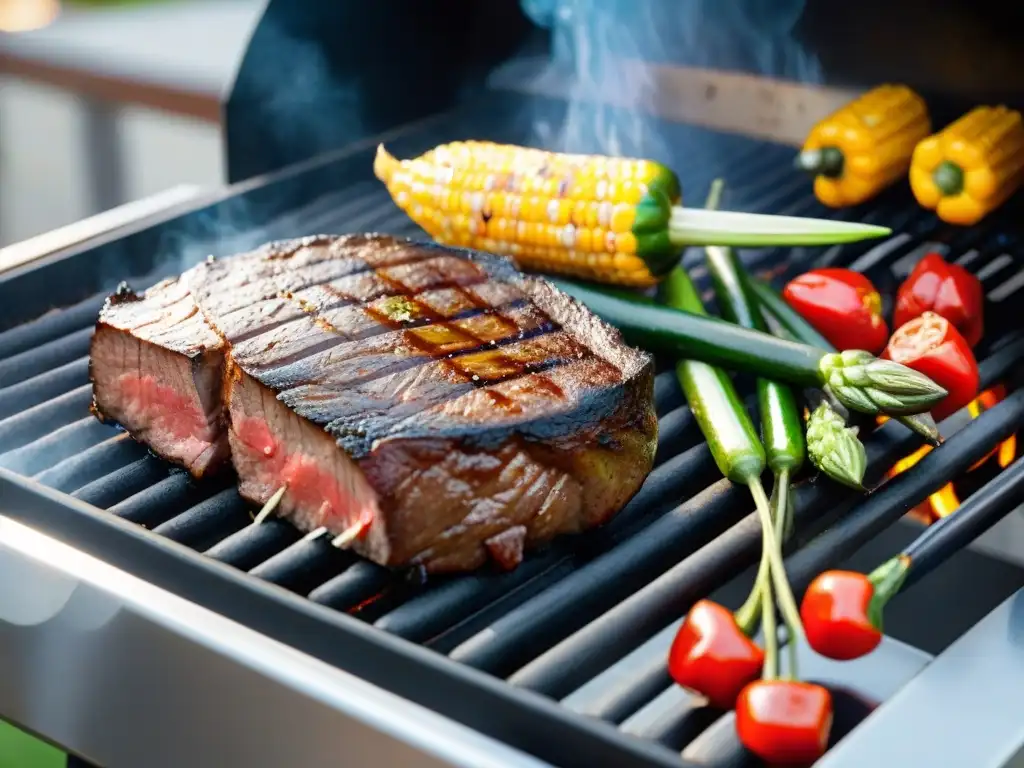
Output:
[[699, 186, 806, 478], [660, 253, 771, 709], [736, 680, 833, 764], [747, 277, 833, 350], [748, 276, 941, 447], [659, 259, 765, 485], [805, 401, 868, 490], [909, 106, 1024, 225], [782, 268, 888, 354], [667, 599, 765, 709], [895, 252, 984, 347], [374, 141, 892, 287], [800, 559, 909, 661], [552, 278, 948, 417], [796, 84, 931, 208], [884, 312, 980, 422], [699, 181, 810, 638]]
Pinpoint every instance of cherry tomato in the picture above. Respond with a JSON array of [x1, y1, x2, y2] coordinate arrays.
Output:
[[800, 570, 882, 660], [895, 252, 984, 347], [884, 312, 980, 422], [667, 599, 764, 709], [736, 680, 833, 765], [783, 269, 888, 354]]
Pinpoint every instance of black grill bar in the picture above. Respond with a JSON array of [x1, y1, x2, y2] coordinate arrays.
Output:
[[0, 356, 89, 420], [0, 326, 93, 387], [110, 472, 220, 528], [0, 384, 92, 455], [899, 454, 1024, 590], [308, 563, 393, 612], [33, 434, 144, 492], [589, 655, 677, 725], [205, 518, 302, 571], [152, 488, 250, 551], [71, 456, 170, 508], [787, 390, 1024, 595], [0, 293, 105, 357], [0, 417, 110, 476]]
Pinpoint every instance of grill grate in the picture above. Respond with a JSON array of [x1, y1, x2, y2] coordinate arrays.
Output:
[[3, 98, 1024, 767]]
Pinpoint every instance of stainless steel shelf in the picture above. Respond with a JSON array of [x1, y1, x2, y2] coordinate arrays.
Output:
[[0, 515, 552, 768]]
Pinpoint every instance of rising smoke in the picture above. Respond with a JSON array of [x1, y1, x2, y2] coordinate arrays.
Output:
[[520, 0, 822, 162]]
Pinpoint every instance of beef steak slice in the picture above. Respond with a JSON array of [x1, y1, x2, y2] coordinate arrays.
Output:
[[191, 234, 657, 573], [89, 269, 229, 477]]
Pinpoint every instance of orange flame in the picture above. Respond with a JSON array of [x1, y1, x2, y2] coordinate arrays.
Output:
[[886, 386, 1016, 524]]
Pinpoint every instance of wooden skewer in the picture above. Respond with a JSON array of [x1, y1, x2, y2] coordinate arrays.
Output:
[[331, 520, 368, 549], [253, 485, 287, 525], [301, 526, 329, 542]]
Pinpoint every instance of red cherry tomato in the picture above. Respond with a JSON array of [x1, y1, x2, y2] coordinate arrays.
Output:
[[736, 680, 833, 765], [800, 570, 882, 661], [884, 312, 980, 422], [783, 269, 888, 354], [667, 599, 764, 709], [895, 252, 984, 347]]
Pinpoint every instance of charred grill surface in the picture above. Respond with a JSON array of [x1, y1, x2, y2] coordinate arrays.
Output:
[[89, 272, 229, 477], [180, 234, 657, 573]]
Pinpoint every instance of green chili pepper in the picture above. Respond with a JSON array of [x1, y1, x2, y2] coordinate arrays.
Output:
[[698, 180, 806, 478], [698, 180, 808, 660], [659, 267, 765, 485], [550, 278, 947, 418]]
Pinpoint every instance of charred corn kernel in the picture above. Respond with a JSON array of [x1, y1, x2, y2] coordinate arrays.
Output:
[[796, 85, 931, 208], [374, 141, 682, 287], [909, 106, 1024, 225]]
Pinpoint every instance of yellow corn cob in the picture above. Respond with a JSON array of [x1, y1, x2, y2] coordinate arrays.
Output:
[[374, 141, 683, 287], [797, 85, 931, 208], [909, 105, 1024, 225]]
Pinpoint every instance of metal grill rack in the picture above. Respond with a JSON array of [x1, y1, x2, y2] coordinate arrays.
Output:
[[2, 95, 1024, 767]]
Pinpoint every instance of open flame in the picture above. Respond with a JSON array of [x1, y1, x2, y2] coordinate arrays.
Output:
[[886, 385, 1017, 523]]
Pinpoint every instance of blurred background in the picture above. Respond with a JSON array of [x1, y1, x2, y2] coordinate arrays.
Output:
[[0, 0, 265, 248]]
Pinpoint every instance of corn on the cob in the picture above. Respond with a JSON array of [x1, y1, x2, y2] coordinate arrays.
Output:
[[796, 85, 931, 208], [375, 141, 893, 287], [374, 141, 681, 286], [909, 105, 1024, 225]]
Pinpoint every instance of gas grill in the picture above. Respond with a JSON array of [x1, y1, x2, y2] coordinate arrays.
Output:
[[5, 1, 1024, 766]]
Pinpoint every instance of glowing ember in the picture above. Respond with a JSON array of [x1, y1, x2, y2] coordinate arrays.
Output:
[[886, 385, 1017, 523]]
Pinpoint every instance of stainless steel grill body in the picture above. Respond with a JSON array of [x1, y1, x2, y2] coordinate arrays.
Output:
[[3, 13, 1024, 763]]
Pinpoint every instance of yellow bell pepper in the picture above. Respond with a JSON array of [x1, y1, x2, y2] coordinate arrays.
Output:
[[796, 85, 931, 208], [909, 105, 1024, 226]]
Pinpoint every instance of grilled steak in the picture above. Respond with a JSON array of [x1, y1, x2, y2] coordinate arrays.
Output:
[[188, 234, 657, 573], [89, 270, 229, 477]]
